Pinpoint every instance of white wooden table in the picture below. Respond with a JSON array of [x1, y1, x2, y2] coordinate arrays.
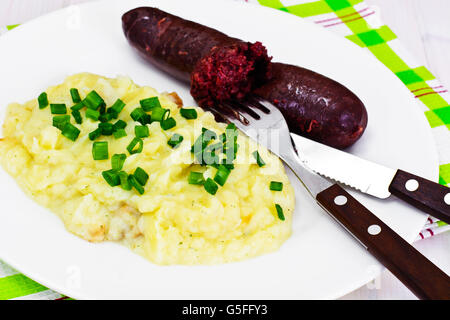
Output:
[[0, 0, 449, 300]]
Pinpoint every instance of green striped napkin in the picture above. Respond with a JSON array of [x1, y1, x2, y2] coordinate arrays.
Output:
[[0, 0, 448, 300]]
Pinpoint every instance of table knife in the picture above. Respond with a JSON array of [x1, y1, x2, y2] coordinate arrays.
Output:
[[293, 134, 450, 225]]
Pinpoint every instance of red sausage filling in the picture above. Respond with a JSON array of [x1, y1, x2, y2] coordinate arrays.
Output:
[[190, 41, 272, 107]]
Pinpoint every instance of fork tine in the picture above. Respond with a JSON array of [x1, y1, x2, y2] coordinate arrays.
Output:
[[245, 95, 271, 114], [206, 105, 228, 123], [228, 100, 261, 120]]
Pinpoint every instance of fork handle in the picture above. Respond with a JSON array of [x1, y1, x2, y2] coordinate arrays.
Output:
[[316, 184, 450, 300]]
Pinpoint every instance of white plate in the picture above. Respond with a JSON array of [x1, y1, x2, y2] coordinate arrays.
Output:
[[0, 0, 438, 299]]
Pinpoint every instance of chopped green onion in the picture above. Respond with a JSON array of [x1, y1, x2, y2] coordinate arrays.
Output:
[[214, 165, 231, 186], [111, 153, 126, 171], [160, 117, 176, 130], [112, 120, 127, 132], [85, 108, 100, 121], [128, 175, 145, 194], [204, 178, 218, 195], [113, 128, 127, 139], [188, 172, 205, 185], [191, 128, 217, 154], [130, 108, 147, 122], [70, 88, 81, 103], [99, 113, 114, 123], [127, 137, 143, 154], [50, 104, 67, 115], [102, 169, 120, 187], [180, 108, 198, 119], [71, 110, 82, 124], [52, 115, 71, 130], [38, 92, 49, 109], [252, 151, 266, 167], [167, 133, 183, 148], [150, 107, 170, 122], [98, 122, 113, 136], [140, 97, 161, 111], [133, 167, 149, 186], [270, 181, 283, 191], [119, 171, 132, 191], [109, 99, 126, 117], [99, 104, 106, 115], [61, 123, 80, 141], [134, 125, 149, 138], [92, 141, 109, 160], [220, 161, 234, 171], [88, 128, 102, 141], [83, 90, 105, 110], [71, 102, 84, 111], [275, 204, 285, 221]]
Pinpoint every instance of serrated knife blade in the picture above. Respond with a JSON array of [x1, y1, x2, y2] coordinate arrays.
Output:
[[292, 133, 450, 225], [292, 134, 395, 199]]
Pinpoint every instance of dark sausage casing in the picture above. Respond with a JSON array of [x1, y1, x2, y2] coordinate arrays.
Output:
[[122, 7, 368, 149], [122, 7, 272, 107], [254, 63, 368, 149]]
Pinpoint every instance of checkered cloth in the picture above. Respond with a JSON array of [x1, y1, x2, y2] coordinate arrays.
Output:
[[0, 0, 448, 300]]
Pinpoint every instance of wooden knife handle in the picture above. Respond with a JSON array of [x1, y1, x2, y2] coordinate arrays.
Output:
[[388, 169, 450, 225], [316, 184, 450, 300]]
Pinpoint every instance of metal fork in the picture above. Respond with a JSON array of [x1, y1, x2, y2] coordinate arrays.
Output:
[[207, 96, 450, 300]]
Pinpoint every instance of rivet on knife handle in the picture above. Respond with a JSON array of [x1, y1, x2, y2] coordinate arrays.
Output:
[[316, 184, 450, 300], [388, 170, 450, 225]]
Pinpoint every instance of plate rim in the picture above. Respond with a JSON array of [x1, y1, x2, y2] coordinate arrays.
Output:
[[0, 0, 438, 300]]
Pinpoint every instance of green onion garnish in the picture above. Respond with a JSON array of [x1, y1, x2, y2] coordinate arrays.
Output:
[[85, 108, 100, 121], [191, 128, 217, 154], [128, 175, 145, 194], [160, 117, 176, 130], [111, 153, 126, 171], [61, 123, 80, 141], [214, 165, 231, 186], [52, 115, 70, 130], [38, 92, 49, 109], [113, 129, 127, 139], [92, 141, 109, 160], [270, 181, 283, 191], [50, 104, 67, 115], [99, 122, 113, 136], [70, 88, 81, 103], [112, 120, 127, 132], [275, 204, 285, 221], [109, 99, 126, 117], [83, 90, 105, 110], [180, 108, 197, 119], [71, 110, 82, 124], [71, 102, 84, 111], [204, 178, 218, 195], [133, 167, 149, 186], [167, 133, 183, 148], [150, 107, 170, 122], [127, 137, 143, 154], [188, 172, 205, 185], [99, 113, 114, 123], [134, 125, 149, 138], [102, 169, 120, 187], [252, 151, 266, 167], [130, 108, 147, 122], [140, 97, 161, 111], [88, 128, 102, 141], [119, 171, 132, 191]]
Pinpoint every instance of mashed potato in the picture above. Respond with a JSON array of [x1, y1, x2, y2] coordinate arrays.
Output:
[[0, 73, 295, 265]]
